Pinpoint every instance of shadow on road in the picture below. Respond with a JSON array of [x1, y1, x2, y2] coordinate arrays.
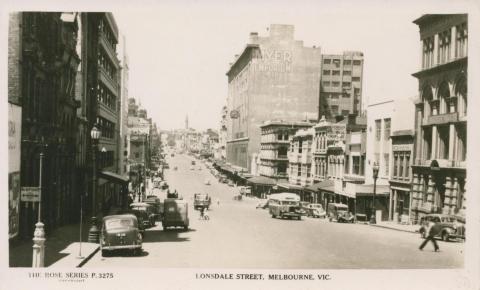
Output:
[[143, 228, 194, 243]]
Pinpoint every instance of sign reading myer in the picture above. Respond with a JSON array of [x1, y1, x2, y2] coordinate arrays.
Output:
[[21, 187, 41, 202]]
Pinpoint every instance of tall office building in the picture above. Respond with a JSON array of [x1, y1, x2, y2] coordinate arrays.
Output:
[[319, 51, 364, 120], [226, 24, 322, 172]]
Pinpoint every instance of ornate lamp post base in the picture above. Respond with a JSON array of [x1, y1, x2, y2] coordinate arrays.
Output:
[[88, 217, 99, 243], [32, 222, 46, 267]]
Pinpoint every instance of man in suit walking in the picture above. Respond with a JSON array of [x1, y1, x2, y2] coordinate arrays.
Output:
[[419, 221, 441, 252]]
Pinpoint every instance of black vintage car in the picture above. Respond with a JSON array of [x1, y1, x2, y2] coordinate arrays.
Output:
[[100, 214, 143, 257]]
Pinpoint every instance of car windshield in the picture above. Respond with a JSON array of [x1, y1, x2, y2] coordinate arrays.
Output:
[[281, 201, 299, 206], [441, 217, 458, 223], [105, 219, 134, 230], [311, 204, 322, 209]]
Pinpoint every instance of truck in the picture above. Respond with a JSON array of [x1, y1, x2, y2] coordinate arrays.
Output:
[[194, 193, 211, 210]]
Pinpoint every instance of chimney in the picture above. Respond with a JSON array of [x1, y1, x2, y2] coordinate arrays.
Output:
[[249, 32, 259, 44]]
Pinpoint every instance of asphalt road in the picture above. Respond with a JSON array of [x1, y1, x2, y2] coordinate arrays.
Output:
[[85, 154, 464, 269]]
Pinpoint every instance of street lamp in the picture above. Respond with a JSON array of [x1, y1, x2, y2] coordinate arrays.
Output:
[[88, 124, 101, 243], [370, 162, 380, 224]]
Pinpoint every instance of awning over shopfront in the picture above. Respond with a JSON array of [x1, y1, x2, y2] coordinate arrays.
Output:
[[247, 176, 276, 185], [99, 171, 130, 184], [355, 184, 390, 197], [305, 180, 334, 192], [277, 182, 304, 191]]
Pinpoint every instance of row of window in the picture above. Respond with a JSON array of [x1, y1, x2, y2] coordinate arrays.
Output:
[[323, 59, 362, 66], [392, 152, 410, 179], [99, 19, 117, 52], [98, 150, 114, 168], [322, 81, 352, 88], [323, 70, 362, 78], [422, 22, 468, 69], [96, 116, 115, 139], [375, 118, 391, 141], [421, 78, 467, 117], [97, 83, 117, 111], [98, 48, 117, 82]]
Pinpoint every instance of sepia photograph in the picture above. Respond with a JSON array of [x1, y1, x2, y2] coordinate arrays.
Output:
[[1, 0, 479, 289]]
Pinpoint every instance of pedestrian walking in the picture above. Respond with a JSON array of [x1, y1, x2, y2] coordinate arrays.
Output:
[[419, 221, 441, 252], [216, 198, 220, 206]]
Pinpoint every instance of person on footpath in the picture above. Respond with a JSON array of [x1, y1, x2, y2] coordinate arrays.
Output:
[[419, 220, 441, 252]]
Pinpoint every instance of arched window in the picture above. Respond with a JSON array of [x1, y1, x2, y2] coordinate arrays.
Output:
[[437, 82, 450, 114], [455, 76, 467, 117], [422, 86, 433, 116]]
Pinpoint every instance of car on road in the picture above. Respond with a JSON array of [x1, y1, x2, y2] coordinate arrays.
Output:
[[194, 193, 211, 210], [418, 214, 466, 242], [306, 203, 326, 218], [100, 214, 142, 257], [163, 198, 189, 231], [144, 196, 162, 221], [327, 203, 354, 223], [130, 202, 156, 227], [268, 192, 303, 220]]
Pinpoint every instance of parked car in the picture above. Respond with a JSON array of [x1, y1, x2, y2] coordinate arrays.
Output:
[[306, 203, 326, 218], [100, 214, 142, 257], [299, 201, 310, 216], [327, 203, 354, 223], [144, 196, 162, 221], [418, 214, 466, 241], [163, 198, 189, 230], [130, 202, 156, 227]]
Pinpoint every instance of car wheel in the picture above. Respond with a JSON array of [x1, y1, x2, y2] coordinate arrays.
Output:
[[101, 249, 109, 257], [442, 232, 450, 242]]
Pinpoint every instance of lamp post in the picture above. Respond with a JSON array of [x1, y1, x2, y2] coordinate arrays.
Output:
[[88, 124, 101, 243], [370, 162, 380, 224], [32, 150, 45, 267]]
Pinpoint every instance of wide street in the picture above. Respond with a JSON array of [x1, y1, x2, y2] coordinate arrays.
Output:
[[85, 154, 464, 269]]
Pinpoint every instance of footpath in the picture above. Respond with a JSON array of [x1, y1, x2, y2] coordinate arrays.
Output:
[[9, 221, 99, 268], [370, 221, 418, 234]]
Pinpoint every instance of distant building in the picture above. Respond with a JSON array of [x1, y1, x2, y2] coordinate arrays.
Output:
[[319, 51, 364, 120], [411, 14, 467, 222], [259, 120, 312, 180], [226, 24, 322, 173], [288, 127, 315, 187]]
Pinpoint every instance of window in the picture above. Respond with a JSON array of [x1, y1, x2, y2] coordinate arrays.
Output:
[[352, 77, 360, 82], [345, 156, 349, 174], [456, 23, 467, 58], [438, 29, 451, 64], [457, 177, 465, 209], [398, 155, 403, 177], [375, 120, 381, 141], [331, 93, 339, 99], [332, 70, 340, 75], [332, 82, 340, 87], [456, 124, 467, 161], [322, 81, 330, 87], [384, 118, 391, 139], [342, 82, 351, 88], [343, 70, 351, 76], [298, 140, 303, 153], [437, 125, 449, 159], [405, 155, 410, 178], [393, 155, 398, 177], [352, 156, 360, 175], [331, 105, 339, 115], [341, 110, 349, 116], [323, 70, 331, 75], [384, 153, 389, 176], [333, 59, 341, 67], [422, 37, 434, 69], [297, 166, 301, 176], [344, 60, 351, 65], [324, 59, 331, 64], [422, 175, 429, 203], [353, 60, 361, 65]]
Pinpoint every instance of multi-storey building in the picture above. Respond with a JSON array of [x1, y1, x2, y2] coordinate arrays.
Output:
[[288, 127, 315, 187], [411, 14, 467, 222], [311, 116, 347, 183], [319, 51, 364, 120], [119, 35, 130, 176], [218, 106, 228, 160], [259, 121, 312, 180], [226, 24, 322, 172], [11, 12, 81, 237]]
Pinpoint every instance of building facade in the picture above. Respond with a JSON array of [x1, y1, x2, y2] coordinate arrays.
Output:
[[226, 24, 322, 172], [319, 51, 364, 120], [259, 121, 312, 180], [288, 127, 315, 187], [410, 14, 467, 223]]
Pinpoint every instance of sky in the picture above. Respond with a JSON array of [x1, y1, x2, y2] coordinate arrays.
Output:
[[113, 1, 430, 131], [8, 0, 465, 132]]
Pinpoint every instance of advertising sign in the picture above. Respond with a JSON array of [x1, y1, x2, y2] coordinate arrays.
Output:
[[8, 104, 21, 239], [21, 187, 41, 202]]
